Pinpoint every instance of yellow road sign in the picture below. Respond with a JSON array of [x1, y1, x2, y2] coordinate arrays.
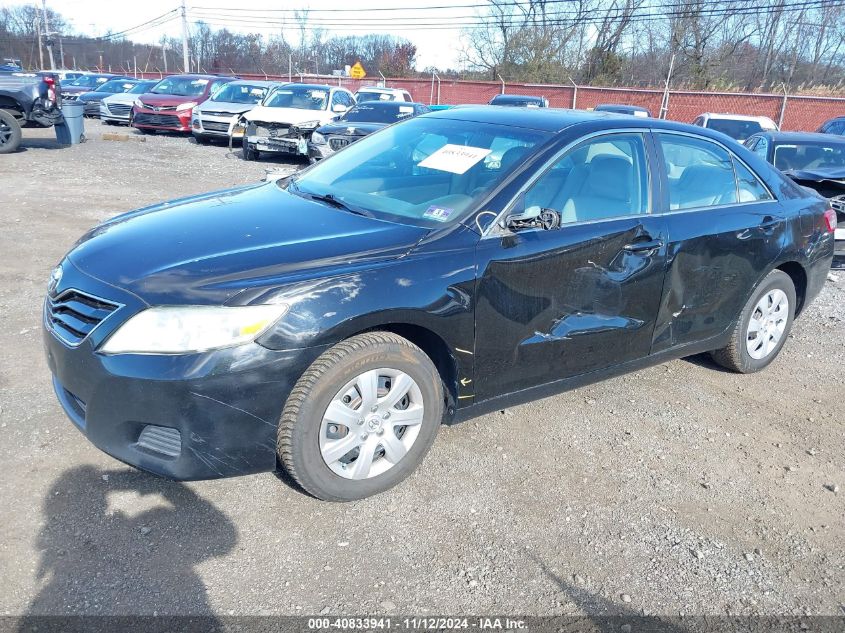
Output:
[[350, 61, 366, 79]]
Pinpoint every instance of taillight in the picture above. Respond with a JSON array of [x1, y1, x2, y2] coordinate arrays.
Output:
[[823, 208, 836, 233], [43, 75, 56, 104]]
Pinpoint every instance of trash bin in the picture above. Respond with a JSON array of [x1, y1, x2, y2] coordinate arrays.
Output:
[[55, 101, 85, 145]]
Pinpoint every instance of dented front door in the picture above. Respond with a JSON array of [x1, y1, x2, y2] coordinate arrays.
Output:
[[473, 215, 668, 400]]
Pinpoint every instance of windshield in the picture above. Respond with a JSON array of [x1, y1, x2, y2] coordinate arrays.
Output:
[[128, 82, 157, 94], [706, 119, 764, 141], [68, 75, 109, 88], [773, 142, 845, 171], [288, 116, 549, 227], [211, 82, 269, 104], [263, 86, 329, 110], [342, 103, 418, 124], [98, 80, 136, 94], [151, 76, 209, 97]]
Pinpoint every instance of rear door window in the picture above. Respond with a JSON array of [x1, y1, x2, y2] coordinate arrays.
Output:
[[733, 158, 773, 202], [657, 134, 738, 210]]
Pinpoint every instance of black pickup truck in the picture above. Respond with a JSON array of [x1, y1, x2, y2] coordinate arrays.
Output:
[[0, 72, 64, 153]]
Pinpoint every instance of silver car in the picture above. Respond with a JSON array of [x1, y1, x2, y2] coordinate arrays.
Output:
[[99, 80, 158, 125], [191, 80, 284, 143]]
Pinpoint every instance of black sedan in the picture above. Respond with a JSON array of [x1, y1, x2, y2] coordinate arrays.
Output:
[[308, 101, 430, 160], [44, 108, 834, 501], [746, 131, 845, 265], [77, 78, 144, 117]]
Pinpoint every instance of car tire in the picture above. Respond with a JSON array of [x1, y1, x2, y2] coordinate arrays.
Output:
[[0, 109, 22, 154], [242, 140, 259, 161], [277, 332, 444, 501], [710, 269, 796, 373]]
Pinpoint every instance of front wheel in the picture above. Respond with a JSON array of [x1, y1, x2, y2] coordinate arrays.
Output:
[[710, 269, 796, 373], [0, 109, 22, 154], [242, 138, 259, 161], [277, 332, 444, 501]]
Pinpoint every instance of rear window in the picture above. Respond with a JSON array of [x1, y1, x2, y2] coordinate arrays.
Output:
[[342, 103, 418, 123], [705, 119, 763, 141]]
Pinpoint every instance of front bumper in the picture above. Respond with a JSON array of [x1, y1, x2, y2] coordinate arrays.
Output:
[[192, 114, 243, 139], [308, 142, 335, 161], [247, 133, 310, 156], [82, 100, 101, 117], [43, 260, 325, 480], [132, 106, 192, 132], [99, 102, 132, 124]]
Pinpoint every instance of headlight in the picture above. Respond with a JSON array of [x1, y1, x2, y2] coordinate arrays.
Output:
[[133, 98, 145, 108], [176, 101, 197, 111], [311, 131, 326, 145], [100, 305, 289, 354]]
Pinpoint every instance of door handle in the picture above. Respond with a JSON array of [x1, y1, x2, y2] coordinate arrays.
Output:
[[624, 238, 664, 253], [758, 216, 780, 234]]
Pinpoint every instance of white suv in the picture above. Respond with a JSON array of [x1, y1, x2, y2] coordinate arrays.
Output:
[[354, 87, 413, 103], [693, 113, 778, 142]]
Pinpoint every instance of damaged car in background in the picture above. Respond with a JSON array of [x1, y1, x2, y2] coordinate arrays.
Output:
[[309, 100, 429, 160], [239, 83, 355, 161], [746, 130, 845, 266], [191, 79, 283, 144]]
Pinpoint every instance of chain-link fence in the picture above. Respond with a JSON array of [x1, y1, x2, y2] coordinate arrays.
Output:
[[133, 70, 845, 132]]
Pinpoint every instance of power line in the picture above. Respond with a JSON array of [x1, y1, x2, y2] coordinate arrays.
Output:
[[97, 9, 179, 41]]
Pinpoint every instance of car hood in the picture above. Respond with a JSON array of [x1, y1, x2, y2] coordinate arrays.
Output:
[[78, 91, 110, 102], [198, 101, 257, 116], [102, 92, 137, 105], [243, 105, 334, 125], [66, 182, 429, 305], [136, 93, 203, 108], [62, 85, 96, 95], [782, 167, 845, 183], [317, 121, 386, 136]]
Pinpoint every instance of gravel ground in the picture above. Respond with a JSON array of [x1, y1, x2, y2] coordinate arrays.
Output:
[[0, 120, 843, 621]]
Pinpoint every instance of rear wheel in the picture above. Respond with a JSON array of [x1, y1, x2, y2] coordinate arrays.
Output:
[[0, 109, 22, 154], [710, 269, 796, 373], [277, 332, 443, 501]]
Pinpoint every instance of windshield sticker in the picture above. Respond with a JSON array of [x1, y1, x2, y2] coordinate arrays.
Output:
[[423, 205, 454, 222], [418, 144, 492, 175]]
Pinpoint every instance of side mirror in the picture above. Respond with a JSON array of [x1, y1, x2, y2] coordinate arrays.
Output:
[[332, 103, 348, 113], [501, 194, 561, 231], [505, 205, 542, 228]]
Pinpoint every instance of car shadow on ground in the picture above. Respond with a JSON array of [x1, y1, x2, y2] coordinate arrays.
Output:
[[16, 137, 69, 151], [682, 352, 733, 373], [18, 465, 236, 628]]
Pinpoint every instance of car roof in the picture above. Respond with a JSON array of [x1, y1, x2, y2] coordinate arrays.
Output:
[[163, 73, 235, 80], [357, 86, 404, 92], [756, 130, 845, 143], [283, 83, 337, 90], [596, 104, 649, 111], [491, 94, 545, 101], [225, 79, 285, 88], [701, 112, 777, 124], [353, 100, 425, 108]]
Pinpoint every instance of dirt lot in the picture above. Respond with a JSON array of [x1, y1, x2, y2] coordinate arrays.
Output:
[[1, 120, 843, 622]]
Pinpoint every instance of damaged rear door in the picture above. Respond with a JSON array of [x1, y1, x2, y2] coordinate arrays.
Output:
[[473, 130, 669, 399]]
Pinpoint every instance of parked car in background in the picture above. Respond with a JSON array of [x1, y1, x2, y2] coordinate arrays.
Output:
[[489, 94, 549, 108], [99, 80, 158, 125], [693, 112, 778, 141], [78, 78, 143, 117], [191, 79, 282, 144], [309, 101, 430, 160], [817, 116, 845, 136], [354, 87, 412, 103], [241, 83, 355, 161], [62, 73, 131, 100], [0, 72, 62, 153], [131, 74, 235, 134], [37, 69, 84, 84], [594, 104, 651, 117], [43, 108, 834, 501], [746, 131, 845, 265]]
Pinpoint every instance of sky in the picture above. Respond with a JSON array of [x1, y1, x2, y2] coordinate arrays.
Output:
[[2, 0, 473, 70]]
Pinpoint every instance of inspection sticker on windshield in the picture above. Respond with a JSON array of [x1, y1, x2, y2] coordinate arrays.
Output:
[[418, 144, 492, 174], [423, 205, 454, 222]]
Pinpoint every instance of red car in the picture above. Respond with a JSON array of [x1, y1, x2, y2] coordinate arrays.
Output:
[[131, 74, 235, 133]]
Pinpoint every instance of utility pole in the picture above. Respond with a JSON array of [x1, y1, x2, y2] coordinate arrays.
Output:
[[162, 42, 168, 73], [58, 36, 65, 68], [36, 19, 44, 69], [180, 0, 190, 73], [40, 0, 56, 70]]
